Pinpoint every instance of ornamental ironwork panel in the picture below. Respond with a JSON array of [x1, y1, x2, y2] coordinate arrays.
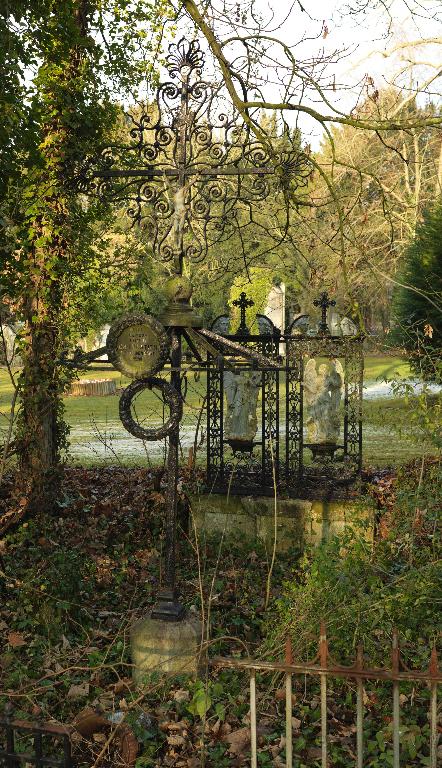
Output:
[[205, 296, 364, 499], [285, 348, 303, 489], [206, 331, 281, 496], [284, 333, 363, 497], [261, 338, 280, 491], [207, 365, 223, 490]]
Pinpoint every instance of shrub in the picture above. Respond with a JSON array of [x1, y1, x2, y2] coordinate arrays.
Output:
[[392, 202, 442, 382], [267, 461, 441, 668]]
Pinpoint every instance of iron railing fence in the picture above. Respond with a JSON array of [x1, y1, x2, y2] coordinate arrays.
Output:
[[0, 713, 73, 768], [210, 624, 440, 768], [2, 628, 438, 767]]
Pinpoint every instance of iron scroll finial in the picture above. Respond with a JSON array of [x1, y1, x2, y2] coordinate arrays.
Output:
[[313, 291, 336, 335], [232, 291, 254, 336], [166, 38, 205, 80]]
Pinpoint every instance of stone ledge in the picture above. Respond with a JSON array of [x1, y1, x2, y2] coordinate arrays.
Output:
[[189, 494, 373, 551]]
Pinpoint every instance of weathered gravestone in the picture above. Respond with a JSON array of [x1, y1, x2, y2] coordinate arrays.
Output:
[[264, 283, 285, 333]]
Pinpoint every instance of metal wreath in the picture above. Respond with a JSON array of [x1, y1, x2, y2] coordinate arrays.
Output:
[[119, 376, 182, 441]]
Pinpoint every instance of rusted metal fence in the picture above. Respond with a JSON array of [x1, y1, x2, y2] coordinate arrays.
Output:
[[211, 624, 440, 768], [0, 713, 73, 768]]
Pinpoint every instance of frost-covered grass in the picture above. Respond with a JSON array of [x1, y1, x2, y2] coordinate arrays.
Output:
[[0, 356, 435, 466]]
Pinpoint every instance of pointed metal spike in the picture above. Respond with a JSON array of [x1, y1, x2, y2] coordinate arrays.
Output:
[[285, 635, 294, 665], [429, 645, 439, 677]]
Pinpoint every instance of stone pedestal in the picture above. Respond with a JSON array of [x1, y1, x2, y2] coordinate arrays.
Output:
[[131, 613, 202, 686]]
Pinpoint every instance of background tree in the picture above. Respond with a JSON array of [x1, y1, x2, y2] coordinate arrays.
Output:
[[392, 201, 442, 382], [170, 0, 442, 327], [0, 0, 170, 513], [292, 93, 442, 330], [1, 1, 116, 512]]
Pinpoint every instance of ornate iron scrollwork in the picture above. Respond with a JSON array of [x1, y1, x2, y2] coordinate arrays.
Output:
[[76, 38, 311, 268]]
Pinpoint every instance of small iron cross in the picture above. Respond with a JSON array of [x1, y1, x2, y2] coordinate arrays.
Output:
[[232, 291, 255, 336], [313, 291, 336, 334]]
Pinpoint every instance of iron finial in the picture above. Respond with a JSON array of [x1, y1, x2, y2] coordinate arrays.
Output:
[[232, 291, 254, 336], [313, 291, 336, 334]]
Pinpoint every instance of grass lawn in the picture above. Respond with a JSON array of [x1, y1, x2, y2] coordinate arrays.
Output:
[[0, 354, 434, 468]]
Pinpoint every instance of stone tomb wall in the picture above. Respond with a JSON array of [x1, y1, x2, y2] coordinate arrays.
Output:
[[190, 494, 374, 552]]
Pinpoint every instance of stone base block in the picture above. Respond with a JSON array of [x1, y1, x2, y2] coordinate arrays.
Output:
[[256, 511, 305, 553], [131, 613, 202, 686], [190, 494, 373, 551]]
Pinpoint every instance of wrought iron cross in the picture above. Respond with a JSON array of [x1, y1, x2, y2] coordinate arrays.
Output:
[[232, 291, 254, 336], [77, 38, 311, 276], [77, 39, 289, 274], [313, 291, 336, 334], [73, 37, 305, 623]]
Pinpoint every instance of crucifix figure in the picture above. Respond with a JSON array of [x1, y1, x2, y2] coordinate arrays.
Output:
[[232, 292, 255, 336], [75, 38, 302, 623], [313, 291, 336, 335]]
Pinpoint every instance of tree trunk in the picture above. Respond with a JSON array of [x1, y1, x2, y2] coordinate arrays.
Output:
[[16, 1, 90, 513], [18, 318, 60, 511]]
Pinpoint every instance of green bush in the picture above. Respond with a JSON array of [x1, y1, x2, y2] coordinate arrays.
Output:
[[392, 201, 442, 382], [267, 462, 441, 668]]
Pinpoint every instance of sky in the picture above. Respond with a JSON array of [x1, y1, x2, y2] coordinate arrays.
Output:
[[196, 0, 442, 147]]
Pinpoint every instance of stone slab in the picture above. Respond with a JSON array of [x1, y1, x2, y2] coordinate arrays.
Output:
[[256, 513, 304, 553], [305, 500, 374, 545], [241, 496, 312, 518], [131, 613, 202, 685], [202, 511, 255, 538], [189, 494, 373, 551]]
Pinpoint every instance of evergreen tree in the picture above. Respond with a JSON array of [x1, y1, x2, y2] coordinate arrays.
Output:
[[392, 201, 442, 382]]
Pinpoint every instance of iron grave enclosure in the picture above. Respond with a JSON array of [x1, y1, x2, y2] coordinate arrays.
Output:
[[74, 36, 363, 500], [205, 295, 363, 499]]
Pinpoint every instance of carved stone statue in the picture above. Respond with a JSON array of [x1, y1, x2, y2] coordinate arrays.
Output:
[[211, 315, 230, 335], [304, 358, 344, 444], [341, 316, 358, 336], [223, 369, 261, 448]]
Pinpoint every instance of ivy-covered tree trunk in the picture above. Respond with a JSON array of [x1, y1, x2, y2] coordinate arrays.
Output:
[[16, 1, 92, 512], [1, 1, 166, 520], [18, 227, 68, 509]]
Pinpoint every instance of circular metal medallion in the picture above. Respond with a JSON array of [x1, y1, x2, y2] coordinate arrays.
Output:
[[119, 376, 182, 441], [106, 313, 170, 379]]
